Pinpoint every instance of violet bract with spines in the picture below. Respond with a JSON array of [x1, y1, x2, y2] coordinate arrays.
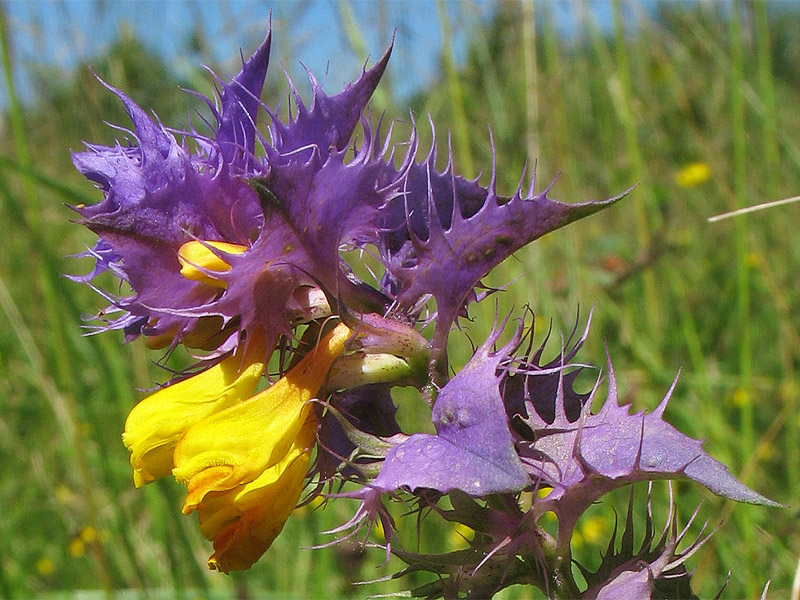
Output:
[[70, 23, 778, 598], [369, 316, 530, 497]]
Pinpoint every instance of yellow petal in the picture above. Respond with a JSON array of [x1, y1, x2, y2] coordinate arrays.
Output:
[[172, 323, 352, 500], [208, 453, 309, 572], [122, 342, 265, 487], [178, 240, 247, 288], [196, 416, 317, 572], [194, 416, 316, 534]]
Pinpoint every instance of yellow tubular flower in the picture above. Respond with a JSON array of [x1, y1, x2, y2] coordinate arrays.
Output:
[[122, 340, 266, 487], [198, 414, 316, 572], [177, 240, 247, 288], [172, 322, 353, 569]]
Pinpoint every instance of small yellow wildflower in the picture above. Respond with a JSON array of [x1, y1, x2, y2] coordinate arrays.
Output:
[[579, 515, 607, 546], [746, 252, 763, 269], [731, 388, 750, 408], [36, 557, 55, 576], [756, 442, 775, 462], [779, 380, 799, 401], [55, 484, 74, 504], [68, 538, 86, 558], [675, 162, 712, 188], [80, 526, 98, 544]]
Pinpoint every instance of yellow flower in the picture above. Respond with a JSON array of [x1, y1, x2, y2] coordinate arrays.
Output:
[[79, 526, 98, 544], [172, 323, 352, 500], [173, 324, 352, 571], [195, 412, 316, 572], [675, 162, 712, 188], [172, 322, 351, 571], [579, 515, 608, 545], [123, 318, 352, 571], [730, 387, 750, 408], [68, 537, 86, 558], [177, 240, 247, 288], [55, 484, 74, 504], [36, 557, 55, 576], [122, 340, 266, 487]]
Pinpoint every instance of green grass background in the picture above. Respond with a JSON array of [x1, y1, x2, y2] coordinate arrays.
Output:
[[1, 1, 799, 598]]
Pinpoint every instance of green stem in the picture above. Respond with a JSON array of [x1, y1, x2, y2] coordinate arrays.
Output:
[[157, 480, 213, 593], [437, 0, 474, 177], [754, 0, 798, 492], [463, 0, 512, 142], [0, 3, 36, 226], [669, 271, 712, 400], [753, 1, 779, 200], [730, 4, 756, 597], [730, 0, 753, 463], [611, 0, 662, 342], [522, 0, 539, 164]]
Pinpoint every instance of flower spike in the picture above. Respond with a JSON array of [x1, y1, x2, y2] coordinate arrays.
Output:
[[69, 23, 777, 595]]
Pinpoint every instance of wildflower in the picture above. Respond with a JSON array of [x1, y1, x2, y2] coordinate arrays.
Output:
[[55, 484, 74, 505], [123, 322, 351, 570], [36, 557, 55, 576], [579, 515, 607, 546], [68, 537, 86, 558], [79, 526, 98, 544], [730, 387, 750, 408], [192, 410, 317, 572], [71, 20, 778, 596], [675, 161, 712, 187], [746, 250, 763, 269]]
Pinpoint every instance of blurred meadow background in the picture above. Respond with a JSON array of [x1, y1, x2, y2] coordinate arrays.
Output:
[[1, 0, 799, 598]]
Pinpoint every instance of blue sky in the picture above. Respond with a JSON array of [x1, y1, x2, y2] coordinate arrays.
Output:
[[1, 1, 622, 109]]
